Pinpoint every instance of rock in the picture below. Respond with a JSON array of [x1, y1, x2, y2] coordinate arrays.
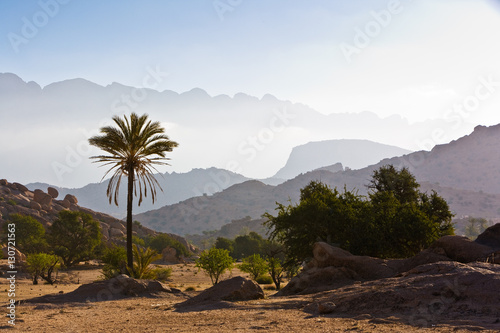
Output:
[[109, 228, 125, 238], [13, 182, 29, 193], [475, 223, 500, 250], [0, 179, 7, 186], [47, 187, 59, 199], [161, 247, 178, 263], [30, 201, 42, 211], [60, 199, 71, 209], [429, 235, 493, 262], [64, 194, 78, 204], [2, 245, 26, 262], [33, 189, 53, 206], [176, 277, 264, 309]]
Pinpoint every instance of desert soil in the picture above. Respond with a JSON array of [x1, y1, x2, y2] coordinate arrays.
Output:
[[1, 261, 498, 332]]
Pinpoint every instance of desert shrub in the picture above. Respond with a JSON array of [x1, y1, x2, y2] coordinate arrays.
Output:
[[255, 275, 273, 285], [100, 245, 127, 279], [239, 254, 268, 280], [195, 248, 234, 285], [151, 266, 172, 281], [7, 199, 17, 206], [26, 253, 61, 285], [132, 235, 145, 247], [185, 286, 196, 291]]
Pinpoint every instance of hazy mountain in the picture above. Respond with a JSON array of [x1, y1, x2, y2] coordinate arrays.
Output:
[[273, 139, 412, 179], [27, 167, 250, 219], [133, 124, 500, 235], [0, 73, 476, 188]]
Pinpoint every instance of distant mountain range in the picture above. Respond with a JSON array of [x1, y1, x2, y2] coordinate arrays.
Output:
[[0, 73, 476, 187], [273, 139, 411, 179], [133, 124, 500, 236]]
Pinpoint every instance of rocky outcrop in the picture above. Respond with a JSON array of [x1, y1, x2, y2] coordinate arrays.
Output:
[[279, 227, 500, 296], [64, 194, 78, 204], [475, 223, 500, 250], [33, 189, 53, 206]]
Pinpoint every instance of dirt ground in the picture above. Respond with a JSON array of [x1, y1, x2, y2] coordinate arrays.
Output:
[[1, 261, 499, 332]]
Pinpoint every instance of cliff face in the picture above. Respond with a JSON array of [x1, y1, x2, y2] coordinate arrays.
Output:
[[0, 179, 194, 252]]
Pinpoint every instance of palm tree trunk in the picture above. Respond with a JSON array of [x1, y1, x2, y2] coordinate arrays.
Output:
[[126, 167, 134, 275]]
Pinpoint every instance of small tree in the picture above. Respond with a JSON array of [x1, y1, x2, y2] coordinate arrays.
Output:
[[48, 211, 102, 267], [101, 245, 127, 279], [26, 253, 61, 285], [239, 254, 268, 280], [195, 248, 234, 285], [267, 257, 285, 290]]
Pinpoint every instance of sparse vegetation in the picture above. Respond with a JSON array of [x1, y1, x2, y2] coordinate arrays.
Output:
[[195, 248, 234, 285], [239, 254, 268, 280], [26, 253, 61, 285]]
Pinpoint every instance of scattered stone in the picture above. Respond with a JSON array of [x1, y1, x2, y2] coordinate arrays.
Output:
[[47, 187, 59, 199]]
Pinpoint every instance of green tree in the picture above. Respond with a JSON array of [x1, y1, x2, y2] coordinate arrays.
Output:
[[146, 233, 190, 259], [89, 113, 178, 273], [214, 237, 234, 254], [101, 245, 127, 279], [195, 248, 234, 285], [2, 213, 48, 254], [239, 254, 268, 280], [48, 211, 102, 267], [26, 253, 61, 285], [232, 232, 266, 259], [265, 166, 455, 262]]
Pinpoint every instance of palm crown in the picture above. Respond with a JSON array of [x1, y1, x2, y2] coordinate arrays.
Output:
[[89, 113, 178, 206]]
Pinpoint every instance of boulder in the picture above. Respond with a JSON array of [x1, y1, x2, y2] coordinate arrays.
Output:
[[0, 179, 7, 186], [429, 235, 493, 262], [64, 194, 78, 204], [2, 245, 26, 262], [47, 187, 59, 199], [33, 189, 53, 206], [60, 199, 71, 209], [176, 277, 264, 310], [30, 201, 42, 211], [161, 247, 178, 263], [13, 182, 29, 193], [475, 223, 500, 250]]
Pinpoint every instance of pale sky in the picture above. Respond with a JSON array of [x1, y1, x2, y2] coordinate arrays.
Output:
[[1, 0, 500, 186]]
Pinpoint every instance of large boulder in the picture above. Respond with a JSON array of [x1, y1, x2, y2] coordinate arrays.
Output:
[[475, 223, 500, 250], [2, 245, 26, 262], [0, 179, 7, 186], [47, 187, 59, 199], [33, 189, 53, 206], [12, 182, 29, 193], [161, 247, 178, 263], [64, 194, 78, 205], [176, 277, 264, 310], [428, 235, 493, 262]]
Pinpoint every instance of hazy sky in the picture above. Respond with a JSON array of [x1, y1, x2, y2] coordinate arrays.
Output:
[[1, 0, 500, 187], [2, 0, 500, 124]]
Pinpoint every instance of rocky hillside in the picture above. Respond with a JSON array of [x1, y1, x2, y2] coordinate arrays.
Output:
[[0, 179, 193, 252], [134, 124, 500, 236]]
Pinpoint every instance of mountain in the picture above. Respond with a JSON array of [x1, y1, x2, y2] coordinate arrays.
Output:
[[133, 124, 500, 235], [27, 167, 250, 219], [0, 73, 476, 187], [273, 139, 412, 179]]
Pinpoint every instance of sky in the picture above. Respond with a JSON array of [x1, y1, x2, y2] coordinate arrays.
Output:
[[1, 0, 500, 186]]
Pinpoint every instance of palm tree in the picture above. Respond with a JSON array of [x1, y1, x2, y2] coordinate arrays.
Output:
[[88, 113, 178, 273]]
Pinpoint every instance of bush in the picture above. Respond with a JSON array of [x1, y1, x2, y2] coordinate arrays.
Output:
[[150, 266, 172, 281], [147, 233, 190, 259], [239, 254, 268, 280], [26, 253, 61, 285], [195, 248, 234, 285], [255, 275, 273, 285], [131, 245, 161, 279], [101, 245, 127, 279]]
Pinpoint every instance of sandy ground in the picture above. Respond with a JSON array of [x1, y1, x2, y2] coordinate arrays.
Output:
[[1, 261, 498, 332]]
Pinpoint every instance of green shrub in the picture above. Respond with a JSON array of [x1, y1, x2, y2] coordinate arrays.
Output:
[[151, 266, 172, 281], [185, 286, 196, 291], [239, 254, 268, 280], [7, 199, 16, 206], [255, 275, 273, 285], [196, 248, 234, 285]]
